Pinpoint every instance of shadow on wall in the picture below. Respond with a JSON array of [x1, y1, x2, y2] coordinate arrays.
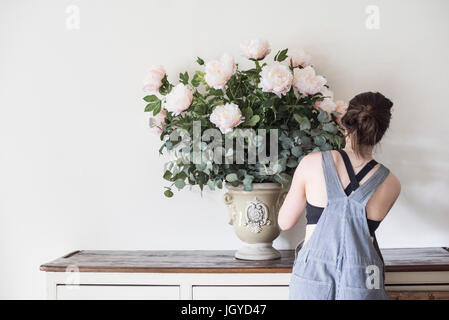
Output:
[[381, 137, 449, 236]]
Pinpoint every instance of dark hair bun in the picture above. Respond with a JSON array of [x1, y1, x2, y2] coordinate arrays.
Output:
[[341, 92, 393, 155]]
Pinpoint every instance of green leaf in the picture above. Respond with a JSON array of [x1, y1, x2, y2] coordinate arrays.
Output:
[[225, 173, 238, 182], [287, 158, 298, 168], [164, 189, 174, 198], [275, 49, 288, 62], [179, 72, 189, 85], [192, 71, 205, 87], [317, 110, 330, 123], [242, 174, 254, 191], [294, 114, 311, 131], [174, 179, 186, 189], [207, 180, 216, 191], [245, 115, 260, 127], [163, 170, 172, 180], [143, 95, 159, 103], [322, 123, 337, 134], [243, 107, 253, 120], [196, 57, 205, 65], [152, 103, 162, 116], [144, 95, 162, 114], [293, 114, 303, 124], [313, 135, 326, 146], [291, 146, 303, 157], [194, 104, 206, 115], [299, 118, 311, 131]]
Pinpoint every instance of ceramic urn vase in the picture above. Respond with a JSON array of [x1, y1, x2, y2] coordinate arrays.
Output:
[[224, 183, 287, 260]]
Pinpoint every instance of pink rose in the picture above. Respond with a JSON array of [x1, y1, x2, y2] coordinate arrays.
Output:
[[293, 66, 326, 96], [204, 53, 236, 89], [164, 83, 193, 116], [286, 48, 312, 68], [150, 109, 167, 134], [335, 100, 348, 122], [143, 66, 166, 92], [210, 103, 243, 134], [258, 62, 293, 97], [240, 39, 271, 60]]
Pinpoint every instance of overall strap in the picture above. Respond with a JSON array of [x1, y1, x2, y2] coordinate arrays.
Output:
[[344, 159, 378, 195], [322, 151, 346, 200], [350, 164, 390, 205], [337, 149, 359, 192]]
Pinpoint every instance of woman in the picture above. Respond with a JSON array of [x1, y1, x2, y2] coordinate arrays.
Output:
[[278, 92, 401, 300]]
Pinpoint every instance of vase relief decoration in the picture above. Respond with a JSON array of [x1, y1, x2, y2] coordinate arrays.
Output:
[[224, 183, 288, 260], [142, 39, 346, 260]]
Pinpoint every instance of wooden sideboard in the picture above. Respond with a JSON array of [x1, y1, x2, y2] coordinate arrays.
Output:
[[40, 247, 449, 300]]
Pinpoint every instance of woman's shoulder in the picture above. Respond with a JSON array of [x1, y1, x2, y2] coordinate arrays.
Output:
[[298, 151, 323, 169], [382, 170, 401, 197]]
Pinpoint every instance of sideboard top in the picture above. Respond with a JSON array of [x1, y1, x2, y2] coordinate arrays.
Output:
[[40, 247, 449, 273]]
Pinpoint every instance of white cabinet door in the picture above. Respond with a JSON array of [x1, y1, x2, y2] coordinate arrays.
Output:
[[57, 285, 180, 300], [192, 286, 289, 300]]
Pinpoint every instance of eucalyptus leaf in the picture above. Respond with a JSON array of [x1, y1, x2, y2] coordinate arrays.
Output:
[[225, 173, 238, 182]]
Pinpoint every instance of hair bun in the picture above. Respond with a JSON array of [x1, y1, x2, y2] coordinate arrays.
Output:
[[340, 92, 393, 156]]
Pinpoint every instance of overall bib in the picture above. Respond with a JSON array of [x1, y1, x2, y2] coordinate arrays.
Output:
[[289, 151, 390, 300]]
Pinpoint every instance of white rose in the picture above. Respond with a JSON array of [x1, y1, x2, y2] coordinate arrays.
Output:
[[210, 103, 243, 134], [240, 39, 271, 60], [143, 65, 166, 92], [204, 53, 236, 89], [258, 62, 293, 97], [164, 83, 193, 115], [286, 48, 312, 68], [293, 66, 327, 96]]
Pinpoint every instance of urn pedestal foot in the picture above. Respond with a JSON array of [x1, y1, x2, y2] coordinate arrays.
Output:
[[234, 243, 281, 261]]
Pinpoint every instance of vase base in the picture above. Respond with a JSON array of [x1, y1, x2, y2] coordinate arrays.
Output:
[[234, 243, 281, 261]]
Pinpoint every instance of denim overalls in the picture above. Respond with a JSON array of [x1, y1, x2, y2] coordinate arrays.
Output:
[[289, 150, 390, 300]]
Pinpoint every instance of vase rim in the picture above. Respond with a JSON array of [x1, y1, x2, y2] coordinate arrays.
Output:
[[225, 182, 281, 191]]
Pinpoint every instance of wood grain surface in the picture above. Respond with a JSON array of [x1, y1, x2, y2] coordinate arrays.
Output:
[[40, 247, 449, 273]]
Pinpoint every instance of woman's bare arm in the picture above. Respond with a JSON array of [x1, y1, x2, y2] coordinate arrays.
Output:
[[277, 155, 311, 230]]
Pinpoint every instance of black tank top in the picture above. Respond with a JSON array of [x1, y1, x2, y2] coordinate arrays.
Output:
[[306, 149, 381, 237]]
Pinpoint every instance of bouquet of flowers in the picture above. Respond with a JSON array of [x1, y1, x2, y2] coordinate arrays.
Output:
[[143, 39, 346, 197]]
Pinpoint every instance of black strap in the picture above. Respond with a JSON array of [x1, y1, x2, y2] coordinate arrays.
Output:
[[355, 159, 378, 181], [338, 150, 378, 195], [337, 149, 359, 192]]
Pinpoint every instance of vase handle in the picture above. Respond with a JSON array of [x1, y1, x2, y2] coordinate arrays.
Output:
[[277, 190, 288, 208], [223, 193, 234, 225]]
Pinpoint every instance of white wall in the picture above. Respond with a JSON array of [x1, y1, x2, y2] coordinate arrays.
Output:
[[1, 0, 448, 299]]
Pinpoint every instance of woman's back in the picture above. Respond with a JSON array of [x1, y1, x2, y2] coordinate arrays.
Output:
[[279, 91, 402, 300], [303, 150, 401, 224]]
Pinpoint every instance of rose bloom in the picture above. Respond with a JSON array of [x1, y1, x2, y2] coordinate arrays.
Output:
[[210, 103, 243, 134], [143, 65, 166, 92], [258, 62, 293, 97], [240, 39, 271, 60], [204, 53, 236, 89], [335, 100, 348, 122], [316, 98, 337, 113], [150, 109, 167, 134], [293, 66, 327, 96], [164, 83, 193, 115], [315, 88, 336, 112], [286, 48, 312, 68], [319, 87, 334, 99]]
